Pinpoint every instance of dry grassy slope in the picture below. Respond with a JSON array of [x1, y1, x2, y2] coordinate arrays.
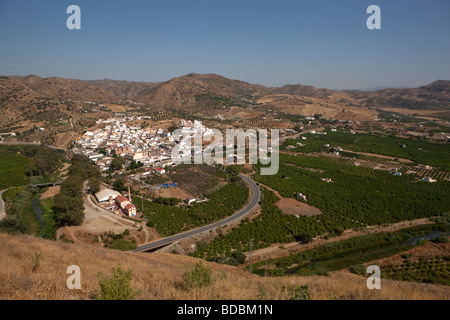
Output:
[[134, 73, 268, 110], [0, 75, 123, 131], [86, 79, 158, 99], [0, 232, 448, 300]]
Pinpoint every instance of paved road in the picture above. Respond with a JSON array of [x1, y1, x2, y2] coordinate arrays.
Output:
[[133, 174, 261, 253]]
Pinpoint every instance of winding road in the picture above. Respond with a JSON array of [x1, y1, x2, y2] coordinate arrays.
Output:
[[133, 174, 260, 253]]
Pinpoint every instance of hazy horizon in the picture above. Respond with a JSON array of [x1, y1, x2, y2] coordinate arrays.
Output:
[[4, 72, 447, 92]]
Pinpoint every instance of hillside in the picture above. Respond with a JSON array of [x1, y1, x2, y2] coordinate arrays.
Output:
[[347, 80, 450, 110], [1, 74, 449, 137], [86, 79, 158, 99], [131, 73, 269, 112], [0, 232, 448, 300], [0, 75, 122, 136]]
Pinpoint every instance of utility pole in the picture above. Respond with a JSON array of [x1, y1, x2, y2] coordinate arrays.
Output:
[[264, 255, 268, 278], [249, 239, 254, 274]]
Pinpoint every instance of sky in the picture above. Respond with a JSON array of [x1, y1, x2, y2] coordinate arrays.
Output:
[[0, 0, 449, 90]]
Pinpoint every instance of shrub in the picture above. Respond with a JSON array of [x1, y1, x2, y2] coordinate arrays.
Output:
[[288, 285, 311, 300], [350, 264, 367, 276], [232, 251, 247, 264], [30, 252, 42, 273], [97, 264, 140, 300], [226, 257, 239, 266], [109, 239, 137, 251], [183, 262, 214, 290], [0, 216, 26, 234]]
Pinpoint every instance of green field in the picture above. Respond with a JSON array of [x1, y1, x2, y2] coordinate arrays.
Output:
[[255, 153, 450, 225], [0, 147, 32, 190], [283, 130, 450, 171], [251, 224, 447, 277], [137, 178, 249, 237], [382, 256, 450, 286], [191, 152, 450, 263]]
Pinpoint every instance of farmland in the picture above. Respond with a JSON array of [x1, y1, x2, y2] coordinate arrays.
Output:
[[251, 224, 448, 277], [282, 130, 450, 171], [190, 150, 450, 264], [0, 147, 32, 190], [137, 178, 249, 237]]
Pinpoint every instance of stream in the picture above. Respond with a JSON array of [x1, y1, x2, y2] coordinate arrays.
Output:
[[32, 197, 46, 228], [406, 229, 450, 245]]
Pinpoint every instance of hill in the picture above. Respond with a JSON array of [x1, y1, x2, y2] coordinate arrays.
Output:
[[86, 79, 158, 100], [0, 232, 448, 300], [0, 75, 122, 135], [1, 74, 449, 137], [131, 73, 269, 112]]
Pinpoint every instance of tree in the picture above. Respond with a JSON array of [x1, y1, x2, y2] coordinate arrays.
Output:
[[182, 262, 214, 290], [113, 179, 126, 192], [110, 157, 126, 171], [97, 264, 140, 300], [89, 176, 101, 194], [232, 251, 247, 264]]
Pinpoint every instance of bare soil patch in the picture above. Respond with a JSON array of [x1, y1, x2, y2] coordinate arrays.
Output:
[[156, 187, 192, 201], [275, 198, 323, 217], [103, 103, 134, 113], [259, 183, 323, 217], [40, 186, 61, 200]]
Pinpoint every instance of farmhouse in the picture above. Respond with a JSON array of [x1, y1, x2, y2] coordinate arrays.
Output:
[[95, 189, 122, 203], [115, 195, 131, 209], [153, 167, 166, 175], [124, 203, 137, 217]]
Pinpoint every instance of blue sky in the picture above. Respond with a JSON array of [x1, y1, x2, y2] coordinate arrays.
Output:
[[0, 0, 449, 89]]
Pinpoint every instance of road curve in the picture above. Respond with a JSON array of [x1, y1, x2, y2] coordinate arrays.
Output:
[[133, 174, 260, 253]]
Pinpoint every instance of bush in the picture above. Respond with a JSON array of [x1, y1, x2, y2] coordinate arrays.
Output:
[[288, 285, 311, 300], [350, 264, 367, 276], [109, 238, 137, 251], [231, 251, 247, 264], [431, 236, 449, 244], [225, 257, 239, 266], [30, 252, 42, 273], [97, 264, 140, 300], [0, 216, 26, 234], [183, 262, 214, 290], [294, 233, 313, 244]]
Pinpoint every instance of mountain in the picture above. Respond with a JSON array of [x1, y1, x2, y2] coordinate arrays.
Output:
[[358, 86, 411, 92], [1, 74, 449, 135], [271, 84, 336, 99], [86, 79, 158, 99], [131, 73, 269, 111], [347, 80, 450, 110], [0, 75, 123, 138]]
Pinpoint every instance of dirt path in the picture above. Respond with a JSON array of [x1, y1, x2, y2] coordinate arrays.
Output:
[[246, 218, 433, 265]]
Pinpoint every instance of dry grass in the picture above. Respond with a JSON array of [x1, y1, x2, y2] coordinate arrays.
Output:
[[0, 232, 448, 300]]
